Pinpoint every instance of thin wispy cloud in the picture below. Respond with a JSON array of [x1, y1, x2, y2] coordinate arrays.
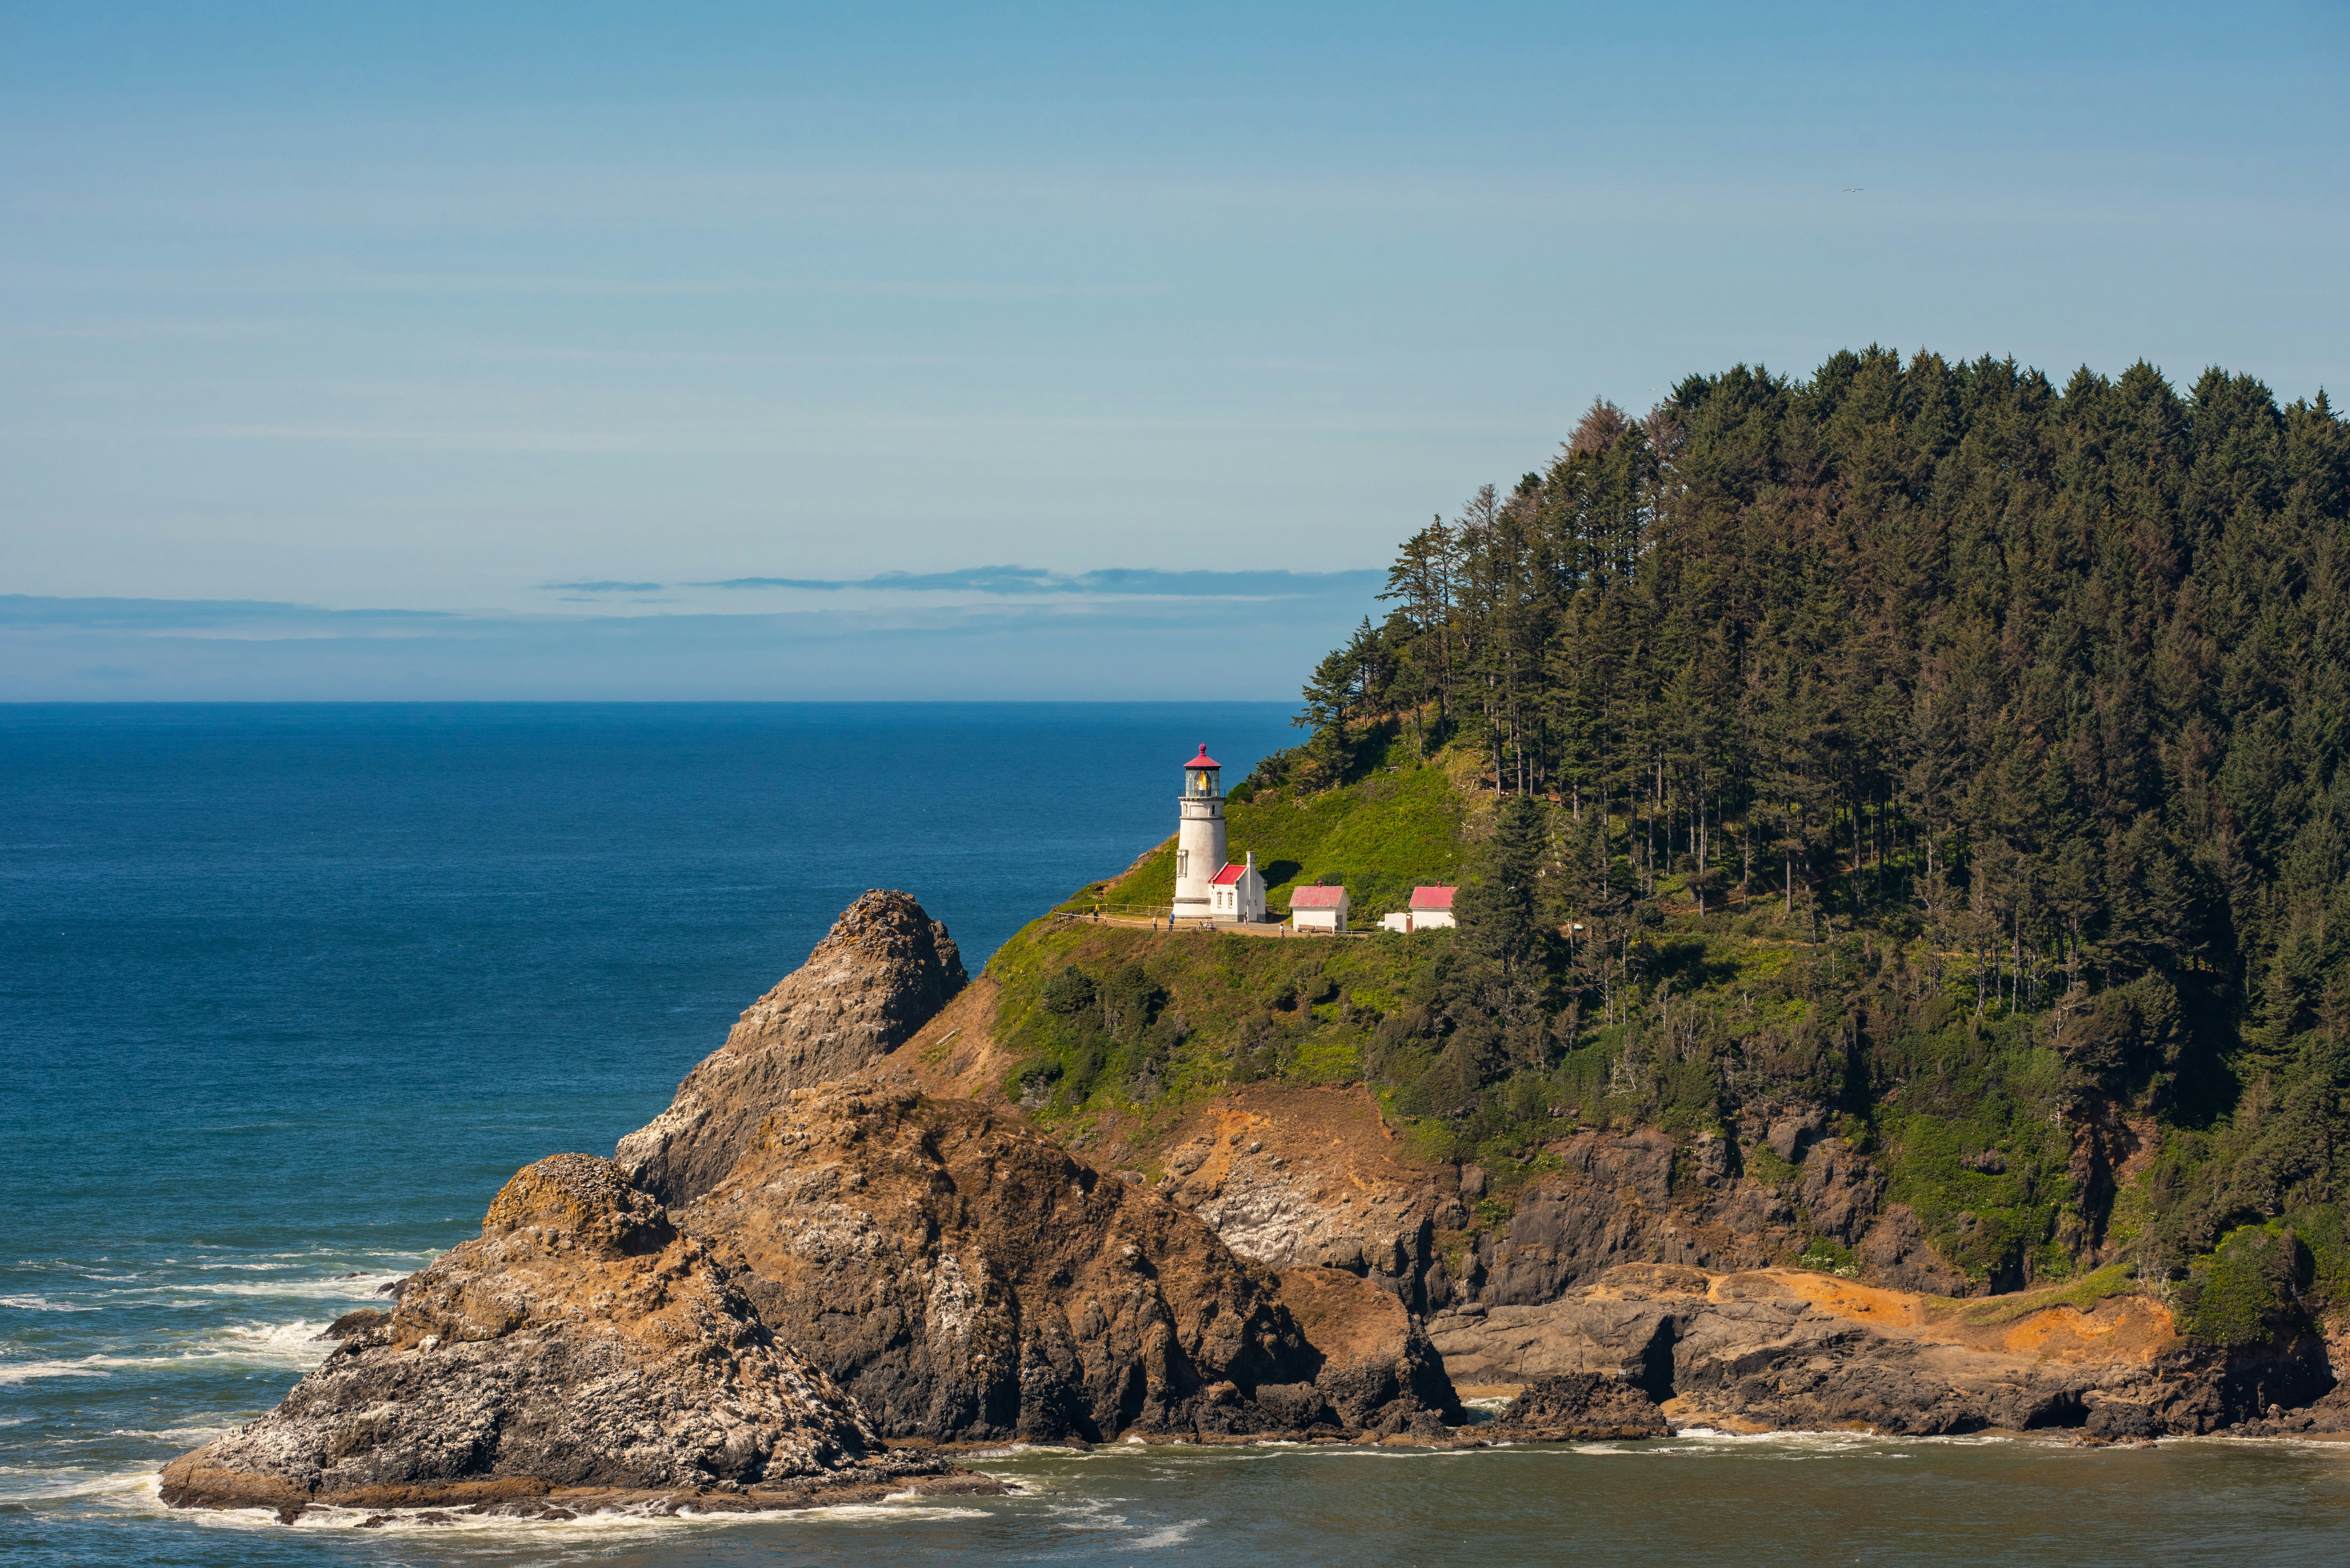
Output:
[[691, 566, 1382, 598], [0, 575, 1385, 701], [0, 594, 451, 630]]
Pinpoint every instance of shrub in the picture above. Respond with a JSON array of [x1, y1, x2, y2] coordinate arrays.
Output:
[[2175, 1222, 2309, 1346]]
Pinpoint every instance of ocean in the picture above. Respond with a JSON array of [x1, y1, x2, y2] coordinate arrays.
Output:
[[5, 703, 2348, 1566]]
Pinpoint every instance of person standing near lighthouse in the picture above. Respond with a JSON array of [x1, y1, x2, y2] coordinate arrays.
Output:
[[1173, 744, 1265, 925]]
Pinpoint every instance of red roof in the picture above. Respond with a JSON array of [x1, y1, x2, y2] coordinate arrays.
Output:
[[1211, 863, 1249, 886], [1408, 885, 1457, 910], [1185, 743, 1222, 770], [1290, 885, 1349, 907]]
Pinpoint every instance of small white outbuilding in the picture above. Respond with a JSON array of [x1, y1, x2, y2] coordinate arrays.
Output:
[[1381, 885, 1459, 933], [1289, 884, 1350, 932], [1209, 853, 1268, 923], [1407, 885, 1458, 930]]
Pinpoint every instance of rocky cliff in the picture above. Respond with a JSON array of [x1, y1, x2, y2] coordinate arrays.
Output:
[[158, 879, 2350, 1518], [925, 1061, 1963, 1323], [891, 920, 2350, 1438], [1429, 1261, 2332, 1437], [599, 893, 1458, 1446], [160, 1154, 986, 1524], [673, 1079, 1458, 1443], [619, 890, 967, 1205]]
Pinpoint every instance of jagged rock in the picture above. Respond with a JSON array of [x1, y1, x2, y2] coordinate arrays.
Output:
[[1472, 1131, 1679, 1304], [1766, 1109, 1828, 1164], [161, 1154, 979, 1523], [619, 891, 967, 1205], [2083, 1400, 2162, 1441], [1424, 1262, 2303, 1436], [1189, 1162, 1428, 1296], [1274, 1267, 1456, 1435], [1853, 1205, 1965, 1295], [1493, 1372, 1668, 1439], [670, 1082, 1459, 1444], [314, 1309, 389, 1342]]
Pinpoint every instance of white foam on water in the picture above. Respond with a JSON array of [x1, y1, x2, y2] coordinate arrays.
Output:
[[1047, 1495, 1131, 1531], [770, 1503, 994, 1523], [0, 1463, 164, 1503], [192, 1262, 294, 1272], [0, 1295, 101, 1312], [154, 1487, 997, 1542], [1573, 1427, 1963, 1458], [0, 1358, 115, 1385], [0, 1317, 330, 1383], [140, 1274, 401, 1300], [1131, 1517, 1205, 1548]]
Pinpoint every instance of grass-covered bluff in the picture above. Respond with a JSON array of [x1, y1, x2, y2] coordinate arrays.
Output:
[[987, 732, 2350, 1342]]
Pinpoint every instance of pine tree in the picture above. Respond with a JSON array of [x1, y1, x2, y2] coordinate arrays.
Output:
[[1459, 795, 1550, 977]]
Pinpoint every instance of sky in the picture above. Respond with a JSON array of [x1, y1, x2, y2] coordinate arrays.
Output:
[[3, 1, 2345, 699]]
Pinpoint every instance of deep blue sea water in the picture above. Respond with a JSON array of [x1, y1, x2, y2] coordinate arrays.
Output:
[[8, 703, 2350, 1566]]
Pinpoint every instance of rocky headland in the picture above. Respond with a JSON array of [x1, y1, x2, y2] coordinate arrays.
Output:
[[883, 914, 2350, 1442], [163, 892, 1457, 1524], [164, 885, 2350, 1525], [160, 1152, 986, 1525]]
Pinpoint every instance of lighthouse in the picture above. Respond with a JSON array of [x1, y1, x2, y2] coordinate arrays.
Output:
[[1173, 744, 1266, 924]]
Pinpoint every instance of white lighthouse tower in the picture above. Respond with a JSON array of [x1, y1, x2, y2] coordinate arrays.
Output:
[[1172, 744, 1226, 919], [1173, 744, 1266, 925]]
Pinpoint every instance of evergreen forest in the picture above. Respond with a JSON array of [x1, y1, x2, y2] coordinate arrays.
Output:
[[1238, 347, 2350, 1298]]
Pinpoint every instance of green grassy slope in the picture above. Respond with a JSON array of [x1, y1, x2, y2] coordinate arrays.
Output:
[[990, 738, 2234, 1297], [1061, 744, 1473, 920]]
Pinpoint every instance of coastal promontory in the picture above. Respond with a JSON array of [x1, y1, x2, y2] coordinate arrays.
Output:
[[159, 1152, 986, 1523]]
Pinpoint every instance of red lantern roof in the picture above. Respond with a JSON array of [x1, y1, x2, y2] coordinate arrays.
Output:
[[1185, 743, 1222, 770]]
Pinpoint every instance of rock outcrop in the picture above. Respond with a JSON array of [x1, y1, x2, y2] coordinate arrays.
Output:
[[620, 891, 967, 1205], [1491, 1372, 1669, 1439], [162, 1154, 982, 1523], [1021, 1084, 1964, 1328], [1455, 1129, 1962, 1307], [673, 1080, 1459, 1444], [1429, 1262, 2330, 1436]]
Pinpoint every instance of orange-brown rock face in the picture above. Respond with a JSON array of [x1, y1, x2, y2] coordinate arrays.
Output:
[[619, 890, 967, 1205], [676, 1082, 1459, 1444], [160, 1154, 973, 1523], [1427, 1262, 2333, 1438]]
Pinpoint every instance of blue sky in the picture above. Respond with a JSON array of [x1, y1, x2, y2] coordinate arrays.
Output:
[[3, 1, 2344, 698]]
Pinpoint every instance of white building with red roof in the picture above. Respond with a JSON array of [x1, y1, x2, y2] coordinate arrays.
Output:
[[1381, 886, 1457, 934], [1289, 883, 1351, 932], [1210, 854, 1267, 923]]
